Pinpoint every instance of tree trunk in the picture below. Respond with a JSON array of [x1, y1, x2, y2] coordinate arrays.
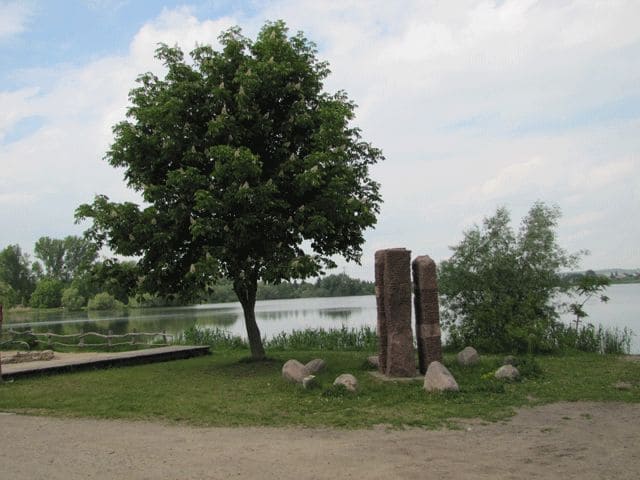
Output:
[[234, 277, 266, 360]]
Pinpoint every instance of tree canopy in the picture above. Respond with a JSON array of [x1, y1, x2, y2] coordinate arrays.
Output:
[[439, 202, 582, 353], [76, 21, 383, 359], [33, 235, 98, 282]]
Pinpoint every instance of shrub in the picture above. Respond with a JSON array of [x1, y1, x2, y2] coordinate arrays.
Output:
[[61, 287, 86, 310], [30, 279, 64, 308], [439, 203, 581, 353], [87, 292, 124, 311]]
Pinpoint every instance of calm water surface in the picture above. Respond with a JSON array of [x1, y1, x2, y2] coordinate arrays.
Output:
[[3, 284, 638, 352]]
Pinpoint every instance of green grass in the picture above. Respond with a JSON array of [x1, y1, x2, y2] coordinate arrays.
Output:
[[1, 350, 638, 428]]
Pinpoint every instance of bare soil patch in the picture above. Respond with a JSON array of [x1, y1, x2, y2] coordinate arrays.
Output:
[[1, 401, 638, 479]]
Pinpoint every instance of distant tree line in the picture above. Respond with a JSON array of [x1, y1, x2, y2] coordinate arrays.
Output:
[[0, 238, 373, 310], [205, 273, 374, 303]]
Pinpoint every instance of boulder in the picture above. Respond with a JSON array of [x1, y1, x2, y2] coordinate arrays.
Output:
[[333, 373, 358, 392], [503, 355, 519, 366], [495, 364, 520, 381], [304, 358, 327, 375], [302, 375, 319, 389], [457, 346, 480, 366], [282, 359, 306, 384], [367, 355, 380, 368], [613, 381, 633, 391], [423, 361, 459, 392]]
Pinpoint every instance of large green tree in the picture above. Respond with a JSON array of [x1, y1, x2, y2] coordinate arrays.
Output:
[[0, 244, 36, 305], [439, 202, 581, 353], [76, 21, 382, 359], [34, 235, 98, 282]]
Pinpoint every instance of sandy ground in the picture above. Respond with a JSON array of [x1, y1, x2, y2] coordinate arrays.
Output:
[[1, 402, 638, 480]]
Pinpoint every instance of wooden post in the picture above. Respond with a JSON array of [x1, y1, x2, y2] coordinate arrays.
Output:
[[78, 329, 84, 347], [131, 328, 137, 345], [162, 329, 167, 345], [47, 331, 52, 348], [107, 330, 112, 349]]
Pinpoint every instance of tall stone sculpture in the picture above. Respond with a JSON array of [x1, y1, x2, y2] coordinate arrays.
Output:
[[374, 248, 416, 377], [412, 255, 443, 374]]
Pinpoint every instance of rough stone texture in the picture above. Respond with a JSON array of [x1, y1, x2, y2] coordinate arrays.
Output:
[[282, 359, 306, 384], [334, 373, 358, 392], [457, 346, 480, 366], [374, 250, 388, 374], [412, 255, 443, 374], [304, 359, 327, 375], [423, 361, 459, 392], [495, 365, 520, 381], [613, 381, 633, 391], [375, 248, 416, 377], [367, 355, 379, 369], [1, 350, 55, 364], [302, 375, 319, 389], [503, 355, 519, 366]]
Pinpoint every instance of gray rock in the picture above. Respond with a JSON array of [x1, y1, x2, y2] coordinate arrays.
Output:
[[304, 358, 327, 375], [503, 355, 518, 366], [613, 381, 633, 391], [457, 346, 480, 366], [333, 373, 358, 392], [367, 355, 379, 368], [495, 364, 520, 380], [302, 375, 319, 389], [282, 359, 306, 384], [423, 361, 459, 392]]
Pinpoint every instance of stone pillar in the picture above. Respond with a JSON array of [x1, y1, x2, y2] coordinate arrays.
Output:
[[412, 255, 443, 374], [375, 248, 416, 377], [374, 250, 388, 374]]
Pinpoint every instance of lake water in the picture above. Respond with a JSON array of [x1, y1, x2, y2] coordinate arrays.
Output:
[[3, 284, 638, 353]]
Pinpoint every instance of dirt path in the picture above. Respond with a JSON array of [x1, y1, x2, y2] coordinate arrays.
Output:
[[1, 402, 638, 479]]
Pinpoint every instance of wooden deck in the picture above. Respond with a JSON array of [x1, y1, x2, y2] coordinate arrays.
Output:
[[0, 345, 210, 380]]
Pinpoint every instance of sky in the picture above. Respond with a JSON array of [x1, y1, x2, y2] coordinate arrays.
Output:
[[1, 0, 639, 280]]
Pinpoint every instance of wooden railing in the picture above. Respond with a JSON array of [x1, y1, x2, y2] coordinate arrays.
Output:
[[1, 328, 174, 350]]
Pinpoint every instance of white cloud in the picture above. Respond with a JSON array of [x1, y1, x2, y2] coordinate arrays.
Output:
[[1, 1, 640, 275], [0, 0, 33, 40]]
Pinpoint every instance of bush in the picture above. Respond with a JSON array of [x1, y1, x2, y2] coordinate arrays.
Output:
[[30, 279, 64, 308], [439, 203, 580, 353], [61, 287, 86, 310], [87, 292, 124, 311]]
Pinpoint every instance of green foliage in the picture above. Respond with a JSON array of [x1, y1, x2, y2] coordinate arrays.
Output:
[[61, 287, 86, 310], [0, 281, 16, 308], [75, 21, 382, 359], [177, 326, 248, 349], [87, 292, 124, 311], [204, 274, 374, 303], [567, 273, 610, 329], [439, 202, 580, 353], [30, 278, 65, 308], [0, 244, 36, 305], [266, 326, 377, 351], [177, 325, 378, 352], [551, 323, 633, 354], [33, 235, 98, 282]]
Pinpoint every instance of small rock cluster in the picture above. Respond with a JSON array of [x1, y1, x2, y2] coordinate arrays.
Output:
[[0, 350, 55, 365], [282, 358, 359, 392], [423, 346, 523, 393]]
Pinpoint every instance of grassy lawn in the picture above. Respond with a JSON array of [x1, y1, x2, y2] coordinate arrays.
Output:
[[0, 350, 638, 428]]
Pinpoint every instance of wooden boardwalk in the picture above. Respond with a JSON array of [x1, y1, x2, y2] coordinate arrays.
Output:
[[1, 345, 210, 380]]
